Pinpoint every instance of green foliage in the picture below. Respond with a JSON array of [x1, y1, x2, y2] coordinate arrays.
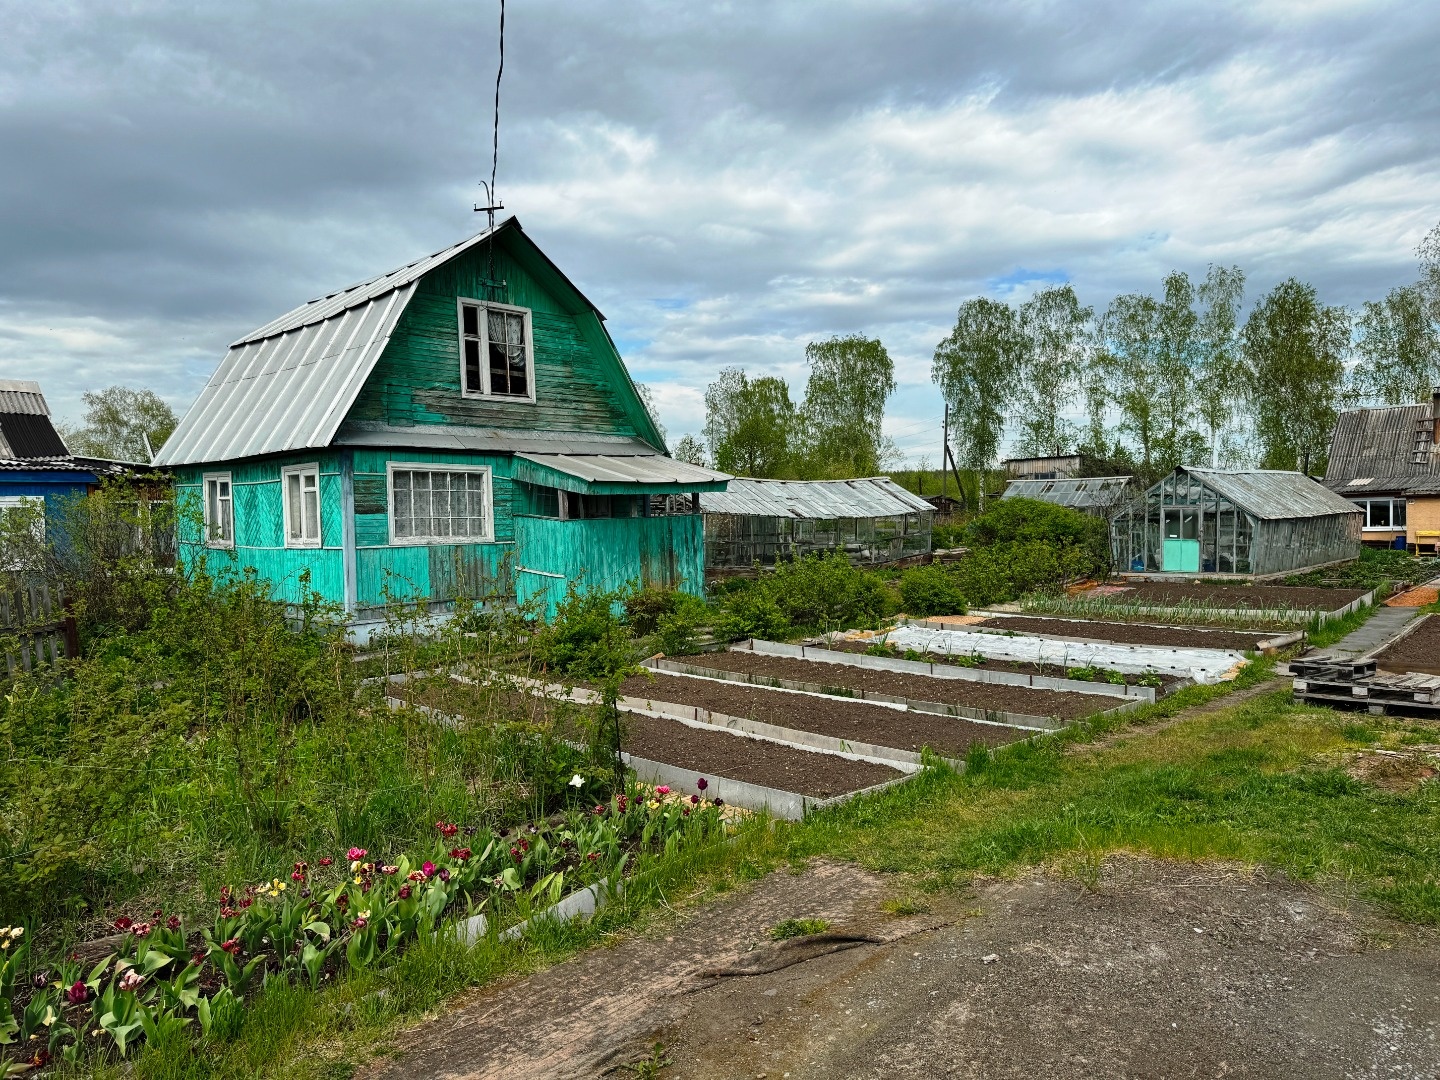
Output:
[[703, 368, 797, 478], [898, 565, 967, 617], [768, 917, 830, 940], [931, 297, 1025, 472], [713, 552, 894, 640], [1013, 285, 1093, 457], [1282, 546, 1437, 592], [1242, 278, 1350, 473], [714, 584, 791, 642], [61, 386, 178, 464], [1351, 284, 1439, 406], [963, 497, 1108, 555], [798, 334, 897, 478], [532, 584, 639, 683], [623, 586, 708, 657]]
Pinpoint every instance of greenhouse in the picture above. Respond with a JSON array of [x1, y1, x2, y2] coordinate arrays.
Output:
[[699, 476, 933, 570], [1110, 467, 1362, 577]]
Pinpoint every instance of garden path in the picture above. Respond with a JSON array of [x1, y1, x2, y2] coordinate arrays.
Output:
[[361, 855, 1440, 1080]]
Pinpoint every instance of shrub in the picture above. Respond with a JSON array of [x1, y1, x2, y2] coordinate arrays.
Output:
[[623, 586, 709, 656], [714, 586, 790, 641], [532, 583, 638, 682], [767, 551, 892, 631], [898, 564, 967, 617]]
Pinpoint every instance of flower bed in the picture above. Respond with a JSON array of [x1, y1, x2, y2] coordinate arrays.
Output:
[[0, 784, 728, 1072]]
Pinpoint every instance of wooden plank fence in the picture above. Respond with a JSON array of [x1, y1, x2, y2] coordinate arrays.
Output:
[[1, 582, 77, 675]]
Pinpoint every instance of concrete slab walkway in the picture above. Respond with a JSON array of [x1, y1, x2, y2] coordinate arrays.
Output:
[[1320, 605, 1420, 658]]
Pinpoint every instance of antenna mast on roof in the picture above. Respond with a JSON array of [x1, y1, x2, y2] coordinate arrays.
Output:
[[474, 0, 506, 293]]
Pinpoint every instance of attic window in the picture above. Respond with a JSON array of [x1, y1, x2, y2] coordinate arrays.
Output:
[[459, 299, 533, 401]]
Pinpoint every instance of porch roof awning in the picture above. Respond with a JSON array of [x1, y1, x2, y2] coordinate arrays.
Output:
[[512, 453, 731, 495]]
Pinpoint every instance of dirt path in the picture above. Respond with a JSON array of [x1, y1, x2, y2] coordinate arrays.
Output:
[[361, 855, 1439, 1080], [1082, 676, 1288, 753]]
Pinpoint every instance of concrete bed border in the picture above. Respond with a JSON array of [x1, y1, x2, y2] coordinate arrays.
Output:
[[733, 636, 1158, 702], [645, 655, 1080, 730], [984, 587, 1375, 627]]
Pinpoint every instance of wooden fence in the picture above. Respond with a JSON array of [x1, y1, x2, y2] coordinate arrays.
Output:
[[1, 582, 77, 675]]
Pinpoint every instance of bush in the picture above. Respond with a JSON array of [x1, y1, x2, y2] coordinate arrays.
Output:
[[623, 586, 709, 656], [715, 586, 790, 641], [714, 552, 894, 640], [532, 583, 638, 682], [964, 497, 1109, 561], [898, 564, 967, 617]]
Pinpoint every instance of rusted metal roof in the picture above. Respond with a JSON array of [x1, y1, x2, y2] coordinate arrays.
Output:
[[699, 477, 932, 519], [1181, 468, 1362, 520]]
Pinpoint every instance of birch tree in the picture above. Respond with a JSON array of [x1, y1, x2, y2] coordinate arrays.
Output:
[[1241, 279, 1350, 474], [1195, 264, 1246, 467], [932, 298, 1025, 473], [798, 335, 896, 478], [1095, 293, 1164, 469], [1351, 284, 1440, 405], [703, 368, 796, 477], [1015, 285, 1093, 457]]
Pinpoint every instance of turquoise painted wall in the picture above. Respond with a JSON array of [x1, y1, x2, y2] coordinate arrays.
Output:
[[174, 453, 346, 606], [514, 514, 704, 618]]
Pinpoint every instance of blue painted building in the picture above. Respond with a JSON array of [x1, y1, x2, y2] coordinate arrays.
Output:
[[0, 380, 133, 527]]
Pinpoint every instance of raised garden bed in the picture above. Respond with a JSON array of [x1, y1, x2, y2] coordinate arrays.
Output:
[[823, 639, 1181, 690], [1096, 582, 1368, 611], [621, 711, 902, 798], [1373, 615, 1440, 677], [971, 616, 1277, 652], [614, 672, 1042, 757], [673, 650, 1120, 720]]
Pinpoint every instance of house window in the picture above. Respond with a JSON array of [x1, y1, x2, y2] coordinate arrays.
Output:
[[0, 496, 44, 547], [282, 464, 322, 548], [1351, 497, 1407, 531], [458, 299, 533, 400], [389, 464, 493, 544], [203, 473, 233, 547]]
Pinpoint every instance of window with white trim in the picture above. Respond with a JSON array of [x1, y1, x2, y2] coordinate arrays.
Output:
[[1350, 497, 1407, 531], [389, 464, 493, 544], [459, 299, 533, 399], [282, 464, 322, 548], [203, 473, 233, 547]]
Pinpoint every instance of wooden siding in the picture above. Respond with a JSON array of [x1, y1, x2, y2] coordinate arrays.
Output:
[[173, 455, 345, 606], [346, 234, 656, 442], [514, 514, 704, 618], [1409, 495, 1440, 548]]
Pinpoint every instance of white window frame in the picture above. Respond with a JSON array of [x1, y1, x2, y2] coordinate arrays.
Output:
[[202, 472, 234, 548], [281, 463, 323, 549], [1352, 497, 1407, 532], [386, 462, 495, 546], [457, 297, 536, 403], [0, 495, 44, 545]]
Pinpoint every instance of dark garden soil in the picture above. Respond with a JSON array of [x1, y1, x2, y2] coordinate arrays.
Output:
[[825, 640, 1184, 687], [616, 672, 1041, 757], [1100, 581, 1368, 611], [621, 713, 901, 798], [1373, 614, 1440, 676], [674, 651, 1118, 721], [973, 615, 1274, 651]]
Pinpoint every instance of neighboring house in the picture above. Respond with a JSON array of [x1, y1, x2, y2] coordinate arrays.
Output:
[[155, 219, 730, 632], [1000, 475, 1133, 517], [699, 477, 933, 572], [0, 379, 136, 534], [1322, 390, 1440, 553], [1110, 466, 1361, 576], [1003, 454, 1083, 481]]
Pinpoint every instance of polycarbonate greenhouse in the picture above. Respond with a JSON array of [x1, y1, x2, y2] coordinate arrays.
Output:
[[1110, 466, 1362, 576], [699, 476, 933, 569]]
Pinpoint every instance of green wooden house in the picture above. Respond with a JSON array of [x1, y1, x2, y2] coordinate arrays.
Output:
[[156, 219, 729, 634]]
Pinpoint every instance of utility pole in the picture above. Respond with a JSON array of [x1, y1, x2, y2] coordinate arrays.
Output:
[[941, 403, 948, 503]]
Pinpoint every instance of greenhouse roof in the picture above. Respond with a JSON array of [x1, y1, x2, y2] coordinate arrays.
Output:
[[1172, 468, 1362, 520], [699, 476, 932, 519], [1001, 476, 1132, 510]]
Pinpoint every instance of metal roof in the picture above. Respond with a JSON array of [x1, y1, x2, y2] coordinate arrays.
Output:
[[1325, 402, 1439, 480], [333, 424, 664, 456], [0, 380, 49, 416], [699, 476, 933, 519], [155, 283, 414, 466], [1001, 476, 1132, 510], [1178, 467, 1362, 520], [513, 453, 730, 494], [0, 412, 69, 459]]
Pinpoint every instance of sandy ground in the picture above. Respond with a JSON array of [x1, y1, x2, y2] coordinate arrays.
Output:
[[358, 856, 1440, 1080]]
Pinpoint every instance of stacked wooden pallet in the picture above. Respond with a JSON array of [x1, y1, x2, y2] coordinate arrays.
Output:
[[1292, 656, 1440, 716]]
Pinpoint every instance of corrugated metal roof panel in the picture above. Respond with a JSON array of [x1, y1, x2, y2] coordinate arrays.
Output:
[[1326, 403, 1439, 480], [0, 413, 70, 459], [513, 453, 731, 493], [0, 380, 49, 415], [1002, 476, 1132, 509], [1181, 467, 1362, 520], [699, 476, 933, 519], [155, 283, 414, 466]]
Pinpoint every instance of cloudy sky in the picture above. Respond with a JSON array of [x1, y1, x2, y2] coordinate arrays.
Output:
[[2, 0, 1436, 462]]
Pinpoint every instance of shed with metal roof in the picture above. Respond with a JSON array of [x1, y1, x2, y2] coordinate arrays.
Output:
[[1110, 466, 1361, 577], [698, 477, 933, 569]]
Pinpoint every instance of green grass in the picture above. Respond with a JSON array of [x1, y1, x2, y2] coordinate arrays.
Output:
[[769, 917, 831, 940]]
